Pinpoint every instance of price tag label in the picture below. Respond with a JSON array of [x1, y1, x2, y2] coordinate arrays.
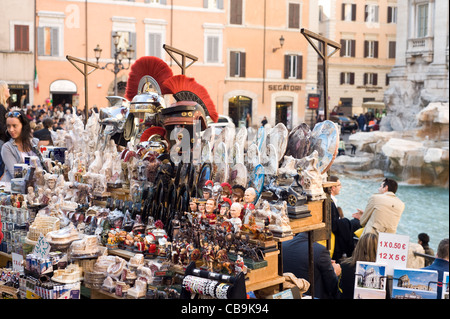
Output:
[[376, 232, 409, 275], [11, 252, 24, 274], [32, 233, 51, 259]]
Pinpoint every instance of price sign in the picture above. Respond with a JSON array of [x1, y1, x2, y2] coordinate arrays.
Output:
[[12, 252, 24, 274], [32, 233, 51, 259], [376, 232, 409, 275]]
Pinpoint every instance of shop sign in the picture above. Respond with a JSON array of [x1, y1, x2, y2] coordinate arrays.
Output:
[[376, 232, 409, 275], [268, 84, 301, 92]]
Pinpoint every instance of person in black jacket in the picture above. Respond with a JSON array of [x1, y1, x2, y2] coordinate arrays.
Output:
[[282, 232, 341, 299], [33, 117, 54, 147], [328, 176, 361, 262]]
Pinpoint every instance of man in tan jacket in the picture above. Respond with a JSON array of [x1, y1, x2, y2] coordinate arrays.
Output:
[[355, 178, 405, 237]]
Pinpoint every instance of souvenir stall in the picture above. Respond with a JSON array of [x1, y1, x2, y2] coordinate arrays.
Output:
[[0, 55, 340, 300]]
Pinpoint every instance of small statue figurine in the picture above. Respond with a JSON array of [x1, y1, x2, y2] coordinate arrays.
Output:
[[242, 187, 256, 225], [202, 180, 213, 199], [231, 185, 245, 204], [217, 197, 231, 223], [228, 202, 243, 232], [205, 198, 217, 225]]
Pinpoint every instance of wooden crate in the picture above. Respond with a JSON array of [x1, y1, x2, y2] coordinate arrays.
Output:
[[289, 200, 325, 234], [245, 250, 284, 292]]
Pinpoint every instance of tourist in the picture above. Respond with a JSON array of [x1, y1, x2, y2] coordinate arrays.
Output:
[[350, 129, 357, 155], [422, 238, 449, 298], [261, 116, 268, 127], [338, 233, 379, 299], [338, 137, 346, 156], [33, 117, 54, 147], [1, 109, 41, 182], [0, 80, 10, 177], [282, 232, 341, 299], [418, 233, 435, 267], [55, 118, 66, 131], [357, 113, 366, 132], [328, 176, 361, 262], [354, 178, 405, 237]]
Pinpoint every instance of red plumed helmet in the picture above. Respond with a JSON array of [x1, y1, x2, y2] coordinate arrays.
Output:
[[139, 126, 167, 142], [125, 56, 173, 101], [162, 75, 218, 123]]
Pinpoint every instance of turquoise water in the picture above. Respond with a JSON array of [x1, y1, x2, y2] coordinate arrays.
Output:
[[335, 175, 449, 252]]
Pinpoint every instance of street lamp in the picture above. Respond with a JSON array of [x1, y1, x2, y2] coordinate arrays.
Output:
[[94, 32, 134, 96], [272, 35, 285, 53]]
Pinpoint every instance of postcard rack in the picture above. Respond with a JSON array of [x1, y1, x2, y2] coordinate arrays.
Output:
[[180, 262, 246, 299]]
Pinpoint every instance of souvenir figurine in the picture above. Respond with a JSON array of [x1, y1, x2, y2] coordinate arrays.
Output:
[[242, 187, 256, 224], [212, 182, 223, 202], [27, 186, 36, 205], [188, 197, 198, 216], [197, 198, 207, 219], [218, 197, 231, 223], [205, 198, 217, 225], [228, 202, 243, 232], [202, 180, 213, 199], [231, 184, 245, 204], [221, 182, 232, 200]]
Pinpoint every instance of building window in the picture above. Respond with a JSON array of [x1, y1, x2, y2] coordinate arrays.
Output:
[[206, 36, 220, 63], [148, 33, 162, 58], [387, 6, 397, 23], [284, 54, 303, 79], [37, 26, 59, 57], [289, 3, 301, 29], [112, 31, 136, 59], [385, 74, 390, 86], [204, 0, 224, 9], [364, 40, 379, 58], [365, 4, 379, 23], [417, 3, 428, 37], [340, 39, 356, 57], [230, 0, 243, 25], [14, 25, 29, 52], [388, 41, 396, 59], [341, 3, 356, 21], [363, 73, 378, 85], [340, 72, 355, 85], [230, 51, 246, 77]]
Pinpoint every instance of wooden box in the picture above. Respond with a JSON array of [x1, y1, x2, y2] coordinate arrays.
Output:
[[245, 250, 284, 292], [289, 200, 325, 234]]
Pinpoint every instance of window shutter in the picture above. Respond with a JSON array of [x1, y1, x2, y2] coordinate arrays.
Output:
[[230, 0, 243, 25], [350, 73, 355, 84], [351, 4, 356, 21], [51, 27, 59, 56], [364, 5, 368, 21], [15, 25, 29, 51], [217, 0, 223, 9], [129, 32, 137, 59], [387, 6, 392, 23], [374, 41, 378, 58], [297, 55, 303, 79], [37, 27, 44, 56], [389, 41, 396, 59], [240, 52, 246, 77], [340, 39, 346, 57], [373, 73, 378, 86], [363, 73, 368, 85], [230, 51, 237, 76], [340, 72, 345, 84], [284, 55, 290, 79], [204, 0, 208, 8], [149, 33, 162, 57], [364, 40, 368, 57], [289, 3, 300, 28], [351, 40, 355, 57], [341, 4, 345, 20]]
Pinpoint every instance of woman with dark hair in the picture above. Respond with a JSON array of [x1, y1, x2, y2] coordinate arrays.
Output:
[[338, 233, 379, 299], [0, 108, 41, 182]]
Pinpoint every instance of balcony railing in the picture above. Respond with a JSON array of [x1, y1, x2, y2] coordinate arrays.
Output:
[[406, 36, 434, 62]]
